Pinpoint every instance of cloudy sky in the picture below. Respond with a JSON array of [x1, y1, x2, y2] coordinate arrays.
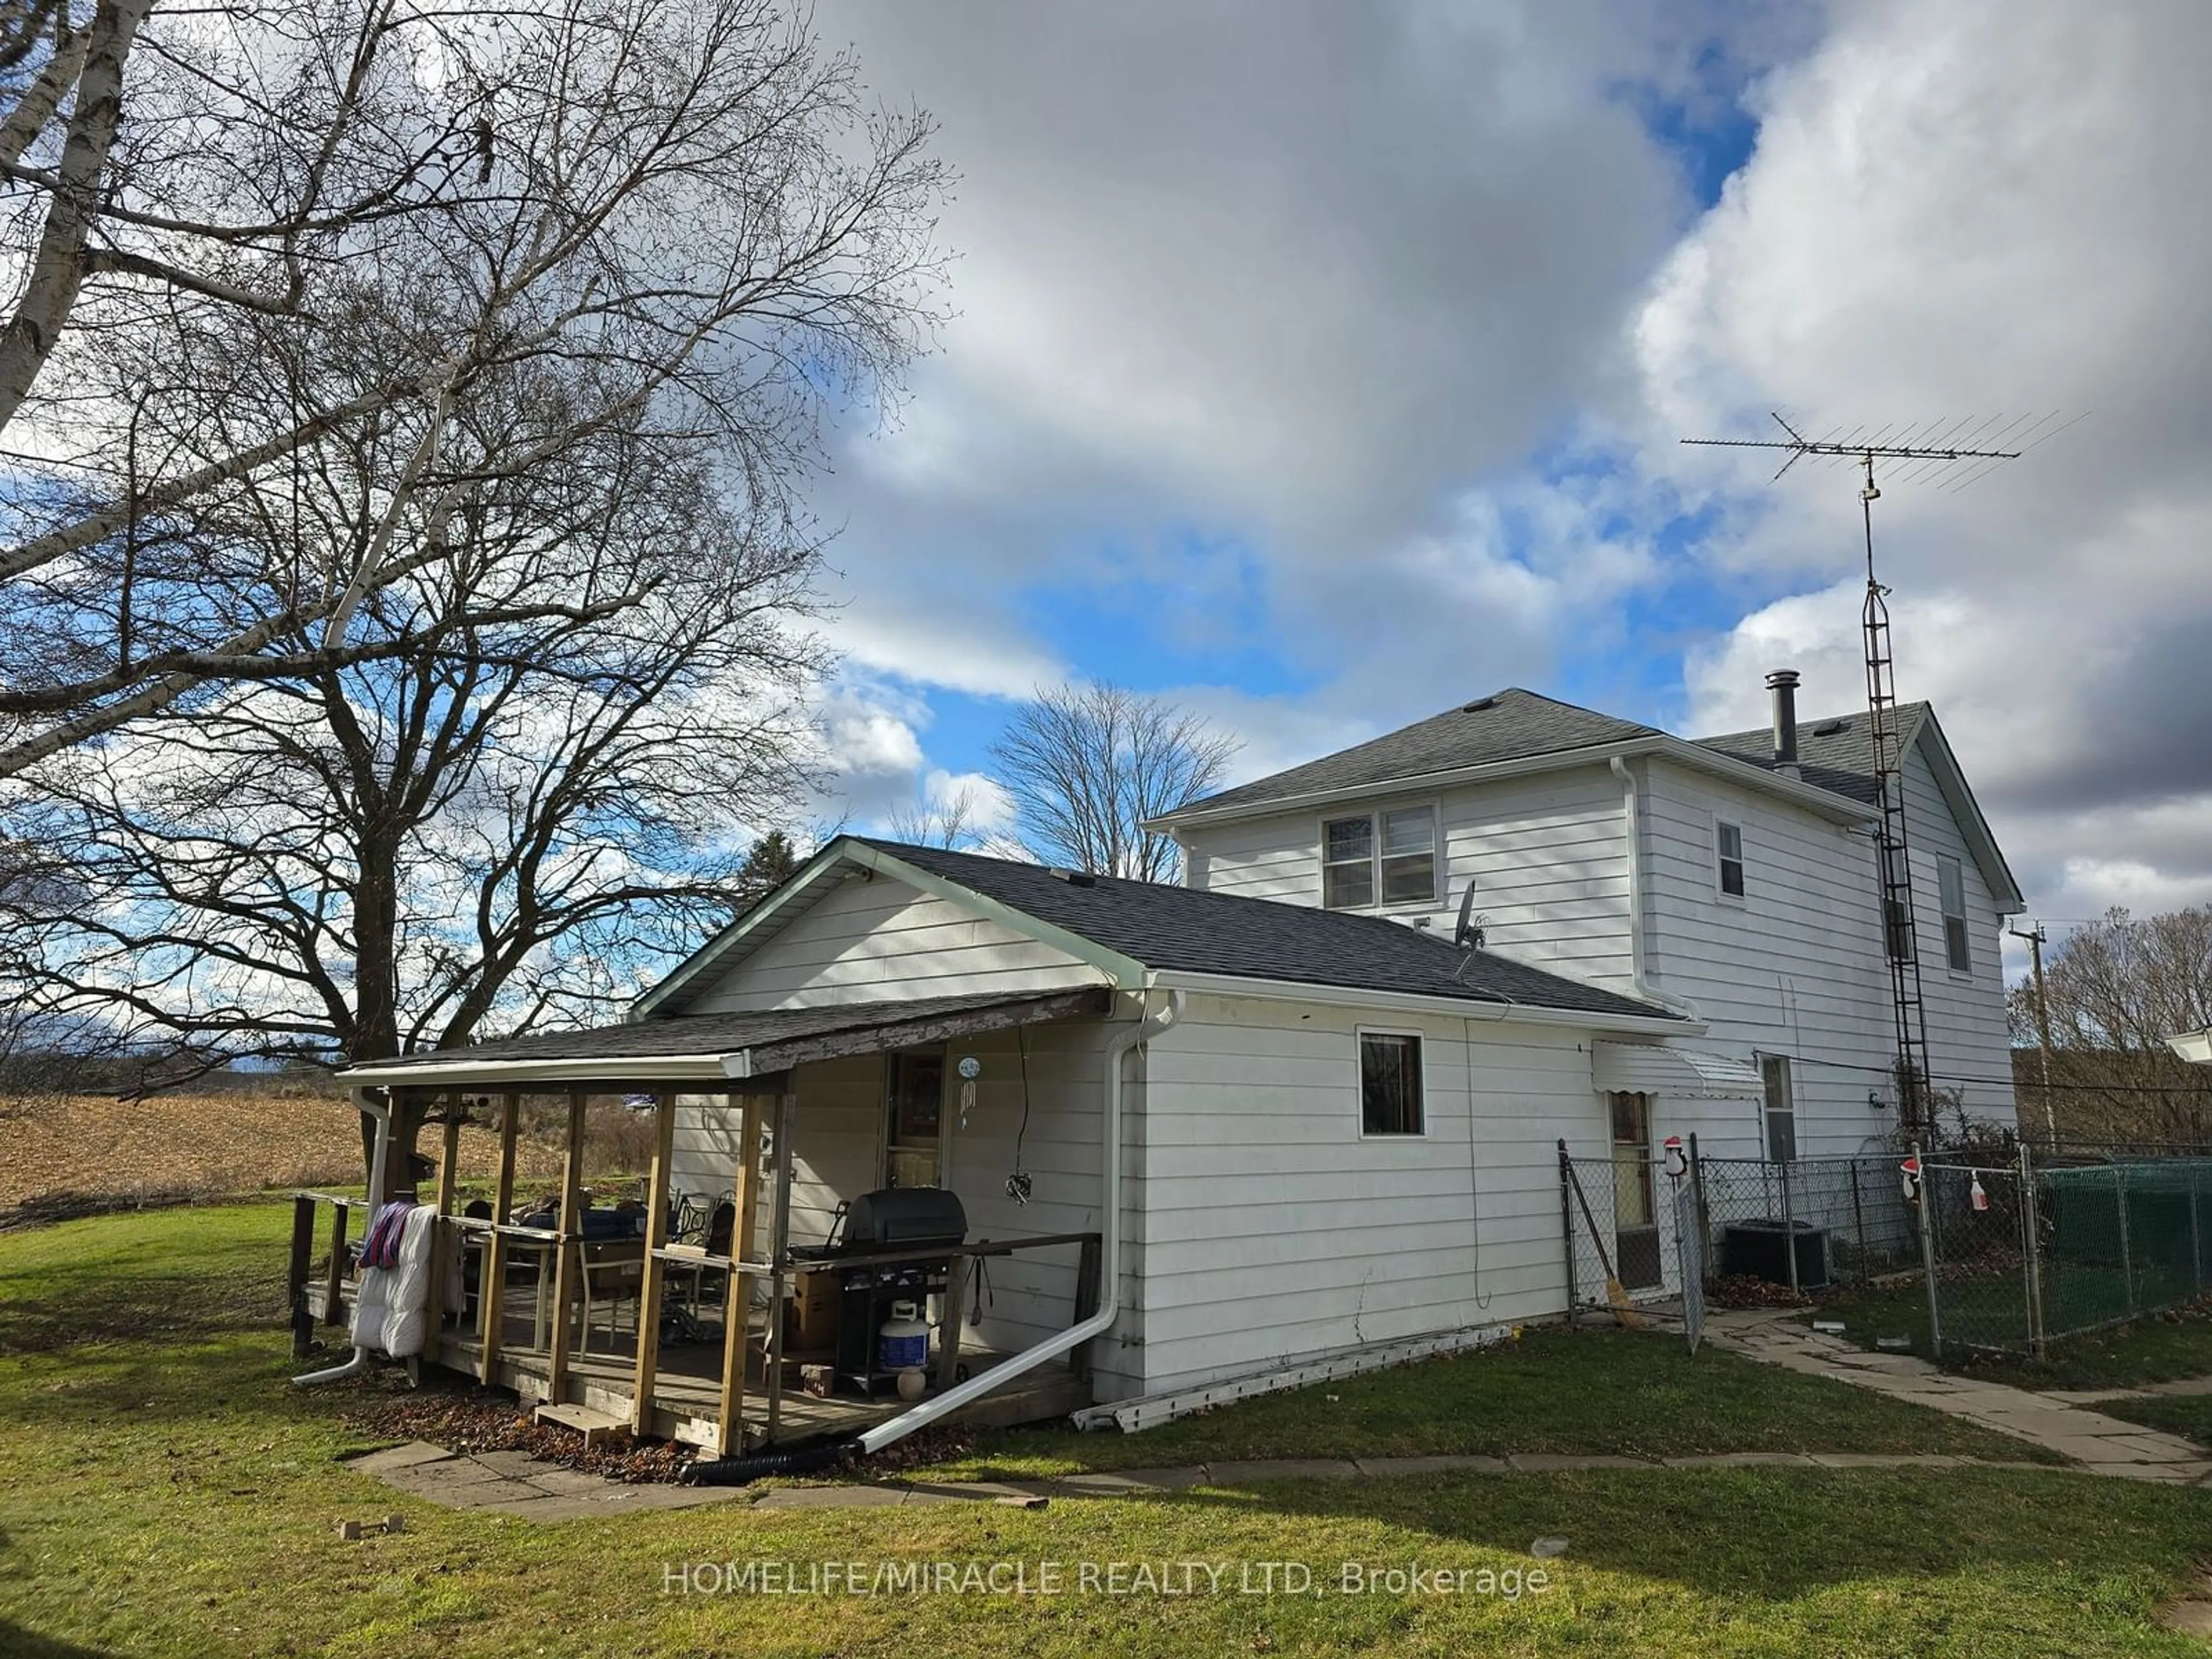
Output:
[[799, 0, 2212, 957]]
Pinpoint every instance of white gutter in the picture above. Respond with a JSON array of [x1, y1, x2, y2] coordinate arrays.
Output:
[[852, 991, 1183, 1455], [1611, 756, 1700, 1021], [1148, 969, 1701, 1038], [293, 1088, 392, 1387]]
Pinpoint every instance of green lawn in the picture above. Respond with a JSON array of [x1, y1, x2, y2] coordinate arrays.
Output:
[[918, 1324, 2054, 1482], [1809, 1274, 2212, 1391], [4, 1203, 2210, 1658], [2097, 1392, 2212, 1448]]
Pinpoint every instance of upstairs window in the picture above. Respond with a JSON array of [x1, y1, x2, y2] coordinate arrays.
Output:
[[1359, 1032, 1425, 1136], [1323, 815, 1374, 908], [1760, 1055, 1797, 1162], [1322, 807, 1437, 908], [1715, 820, 1745, 898], [1938, 856, 1971, 972]]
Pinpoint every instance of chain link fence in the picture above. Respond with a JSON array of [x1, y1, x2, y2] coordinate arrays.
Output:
[[1558, 1138, 2212, 1361]]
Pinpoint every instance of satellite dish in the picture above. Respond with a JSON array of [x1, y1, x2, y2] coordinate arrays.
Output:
[[1452, 881, 1484, 951]]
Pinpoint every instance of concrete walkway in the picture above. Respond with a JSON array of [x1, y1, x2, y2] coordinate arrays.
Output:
[[1704, 1307, 2212, 1484]]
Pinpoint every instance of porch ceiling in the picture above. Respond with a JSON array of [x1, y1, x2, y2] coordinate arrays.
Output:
[[335, 986, 1118, 1091]]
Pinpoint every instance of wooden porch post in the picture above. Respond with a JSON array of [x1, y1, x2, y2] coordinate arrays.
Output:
[[630, 1091, 679, 1433], [767, 1087, 796, 1441], [715, 1093, 763, 1456], [479, 1092, 519, 1384], [1070, 1234, 1103, 1384], [321, 1200, 350, 1328], [287, 1194, 317, 1356], [428, 1102, 462, 1335], [544, 1087, 587, 1402]]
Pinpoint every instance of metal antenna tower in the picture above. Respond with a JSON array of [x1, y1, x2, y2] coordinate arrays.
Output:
[[1680, 411, 2040, 1135]]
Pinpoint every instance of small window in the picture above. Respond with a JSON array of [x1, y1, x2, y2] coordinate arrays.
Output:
[[1359, 1032, 1424, 1135], [1938, 856, 1971, 972], [1379, 807, 1438, 903], [1761, 1055, 1796, 1162], [1323, 816, 1374, 908], [1716, 820, 1745, 898]]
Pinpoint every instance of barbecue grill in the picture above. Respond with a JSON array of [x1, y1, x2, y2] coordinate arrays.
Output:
[[791, 1187, 968, 1394]]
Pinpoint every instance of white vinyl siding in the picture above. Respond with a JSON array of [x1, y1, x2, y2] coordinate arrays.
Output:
[[1135, 994, 1612, 1395], [1182, 766, 1635, 991], [682, 872, 1103, 1014]]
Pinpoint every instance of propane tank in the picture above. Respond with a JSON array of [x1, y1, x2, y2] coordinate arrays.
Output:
[[878, 1300, 929, 1375]]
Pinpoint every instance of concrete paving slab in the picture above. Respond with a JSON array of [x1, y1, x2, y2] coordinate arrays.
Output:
[[1807, 1453, 1957, 1469], [751, 1484, 910, 1510], [1058, 1467, 1206, 1494], [346, 1441, 456, 1476], [1661, 1452, 1817, 1469], [1203, 1459, 1360, 1486], [1505, 1453, 1655, 1472], [1353, 1455, 1509, 1478]]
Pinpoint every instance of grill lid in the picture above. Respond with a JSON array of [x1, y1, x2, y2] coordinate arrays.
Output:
[[836, 1186, 967, 1251]]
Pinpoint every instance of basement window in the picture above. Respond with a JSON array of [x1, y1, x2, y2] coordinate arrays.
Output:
[[1715, 820, 1745, 899], [1322, 807, 1437, 908], [1359, 1031, 1425, 1136], [1938, 855, 1971, 972]]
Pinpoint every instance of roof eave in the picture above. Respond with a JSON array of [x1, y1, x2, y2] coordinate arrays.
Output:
[[1149, 968, 1702, 1038], [338, 1054, 734, 1089], [1152, 732, 1878, 832]]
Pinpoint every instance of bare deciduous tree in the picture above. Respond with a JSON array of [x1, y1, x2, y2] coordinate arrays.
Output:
[[0, 0, 947, 772], [3, 394, 828, 1168], [987, 681, 1237, 881], [2009, 906, 2212, 1143], [886, 781, 988, 850]]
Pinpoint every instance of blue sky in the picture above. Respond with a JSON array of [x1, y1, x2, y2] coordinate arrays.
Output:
[[800, 1, 2212, 937]]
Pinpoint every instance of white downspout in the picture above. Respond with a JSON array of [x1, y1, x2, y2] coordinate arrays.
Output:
[[854, 990, 1181, 1454], [1612, 756, 1699, 1020], [292, 1087, 392, 1387]]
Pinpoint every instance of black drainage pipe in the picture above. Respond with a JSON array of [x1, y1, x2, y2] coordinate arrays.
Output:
[[681, 1434, 866, 1487]]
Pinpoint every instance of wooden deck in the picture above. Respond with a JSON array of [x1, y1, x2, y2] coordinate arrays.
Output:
[[306, 1282, 1090, 1453]]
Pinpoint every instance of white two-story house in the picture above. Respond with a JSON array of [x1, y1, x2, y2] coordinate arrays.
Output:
[[1153, 675, 2023, 1171]]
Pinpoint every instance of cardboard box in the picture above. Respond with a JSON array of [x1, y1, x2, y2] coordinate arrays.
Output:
[[786, 1268, 840, 1350]]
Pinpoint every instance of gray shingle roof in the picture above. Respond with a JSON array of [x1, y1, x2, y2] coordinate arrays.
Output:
[[1170, 688, 1658, 818], [861, 839, 1680, 1023], [1691, 704, 1928, 806]]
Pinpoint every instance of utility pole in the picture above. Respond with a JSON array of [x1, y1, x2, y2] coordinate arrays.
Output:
[[2009, 922, 2057, 1149]]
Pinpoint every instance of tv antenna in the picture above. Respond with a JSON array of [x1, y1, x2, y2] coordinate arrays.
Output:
[[1679, 410, 2070, 1134]]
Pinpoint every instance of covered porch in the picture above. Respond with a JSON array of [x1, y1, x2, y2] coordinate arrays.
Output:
[[299, 987, 1119, 1453]]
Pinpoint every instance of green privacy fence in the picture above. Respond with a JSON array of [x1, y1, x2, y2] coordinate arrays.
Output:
[[1924, 1153, 2212, 1359]]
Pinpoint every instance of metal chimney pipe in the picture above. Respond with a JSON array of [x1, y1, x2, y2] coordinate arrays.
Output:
[[1766, 670, 1800, 765]]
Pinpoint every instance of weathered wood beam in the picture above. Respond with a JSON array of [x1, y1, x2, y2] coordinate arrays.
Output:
[[322, 1200, 350, 1327], [427, 1103, 463, 1333], [715, 1093, 763, 1456], [740, 987, 1112, 1077], [767, 1088, 796, 1441], [630, 1092, 680, 1433], [479, 1092, 518, 1384], [1070, 1233, 1103, 1384], [287, 1194, 316, 1357], [544, 1088, 586, 1402]]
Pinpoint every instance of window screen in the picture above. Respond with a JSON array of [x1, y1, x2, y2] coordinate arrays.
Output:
[[1939, 856, 1971, 971], [1379, 807, 1437, 903], [1359, 1033, 1423, 1135], [1717, 821, 1745, 897], [1323, 815, 1375, 908]]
